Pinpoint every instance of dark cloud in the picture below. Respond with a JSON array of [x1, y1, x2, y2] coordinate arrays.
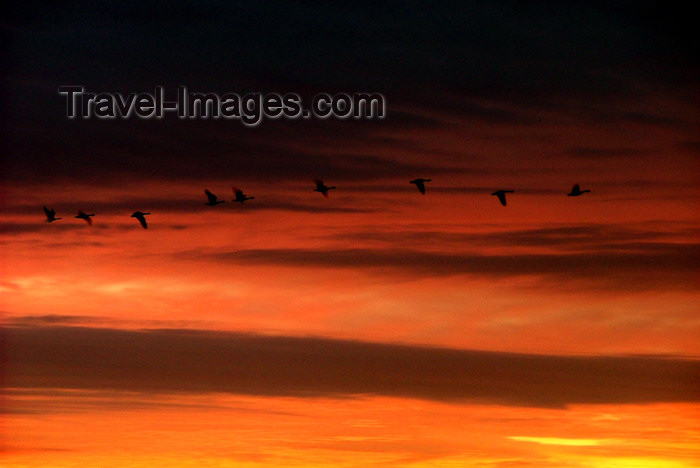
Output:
[[8, 1, 695, 90], [567, 147, 650, 159], [183, 242, 700, 291], [0, 222, 129, 235], [0, 223, 81, 235], [5, 326, 698, 408], [339, 185, 563, 195], [3, 314, 218, 330], [332, 224, 696, 250], [3, 113, 476, 184], [566, 103, 685, 127], [677, 141, 700, 154], [0, 196, 376, 221], [0, 221, 186, 235], [3, 1, 698, 185], [1, 388, 243, 415], [399, 93, 541, 126], [3, 314, 101, 325]]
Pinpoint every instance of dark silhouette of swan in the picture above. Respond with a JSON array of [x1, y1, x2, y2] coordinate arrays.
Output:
[[410, 178, 431, 194], [232, 187, 255, 202], [567, 184, 590, 196], [131, 211, 150, 229], [314, 179, 336, 198], [43, 206, 61, 223], [75, 211, 94, 225], [204, 189, 225, 206], [491, 190, 514, 206]]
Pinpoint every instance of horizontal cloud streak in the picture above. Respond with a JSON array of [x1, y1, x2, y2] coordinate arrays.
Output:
[[5, 326, 699, 408], [332, 224, 700, 250], [183, 242, 700, 291], [0, 198, 374, 227]]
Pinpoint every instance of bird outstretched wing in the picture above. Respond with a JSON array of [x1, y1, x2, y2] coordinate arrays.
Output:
[[205, 189, 218, 203]]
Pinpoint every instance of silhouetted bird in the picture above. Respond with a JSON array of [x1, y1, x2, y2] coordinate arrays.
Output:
[[204, 189, 225, 206], [43, 206, 61, 223], [491, 190, 514, 206], [131, 211, 150, 229], [75, 211, 94, 225], [410, 178, 431, 194], [567, 184, 591, 196], [232, 187, 255, 202], [314, 179, 336, 198]]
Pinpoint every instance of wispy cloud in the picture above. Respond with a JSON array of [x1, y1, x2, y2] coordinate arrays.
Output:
[[181, 240, 700, 292], [331, 223, 699, 249], [0, 197, 376, 226], [507, 436, 607, 447], [566, 147, 650, 159]]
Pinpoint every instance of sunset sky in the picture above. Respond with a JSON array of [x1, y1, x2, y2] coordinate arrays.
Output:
[[2, 1, 699, 467]]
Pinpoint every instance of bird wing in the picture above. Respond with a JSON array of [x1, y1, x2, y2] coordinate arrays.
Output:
[[572, 184, 580, 192], [205, 189, 217, 203], [416, 181, 426, 194], [77, 211, 93, 225], [496, 192, 507, 206], [137, 215, 148, 229], [314, 179, 324, 189], [43, 206, 53, 218]]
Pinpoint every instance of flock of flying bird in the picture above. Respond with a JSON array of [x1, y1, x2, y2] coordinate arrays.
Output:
[[42, 180, 591, 229]]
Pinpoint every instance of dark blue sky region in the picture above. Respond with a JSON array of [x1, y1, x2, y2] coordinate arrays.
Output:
[[3, 1, 698, 184]]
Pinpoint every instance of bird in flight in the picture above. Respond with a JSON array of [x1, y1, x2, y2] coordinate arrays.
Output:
[[43, 206, 61, 223], [410, 178, 431, 194], [232, 187, 255, 203], [314, 179, 336, 198], [204, 189, 226, 206], [567, 184, 591, 196], [75, 211, 95, 225], [491, 189, 514, 206], [131, 211, 150, 229]]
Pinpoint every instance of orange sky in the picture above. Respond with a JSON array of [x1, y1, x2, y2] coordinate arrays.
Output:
[[3, 171, 699, 466], [3, 391, 700, 467], [2, 115, 699, 466], [2, 2, 700, 466], [3, 172, 698, 354]]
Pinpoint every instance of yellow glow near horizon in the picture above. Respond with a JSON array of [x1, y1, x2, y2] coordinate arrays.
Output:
[[508, 436, 606, 446], [2, 391, 699, 468]]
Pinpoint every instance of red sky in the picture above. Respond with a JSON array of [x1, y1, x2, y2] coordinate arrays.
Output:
[[2, 2, 699, 466]]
